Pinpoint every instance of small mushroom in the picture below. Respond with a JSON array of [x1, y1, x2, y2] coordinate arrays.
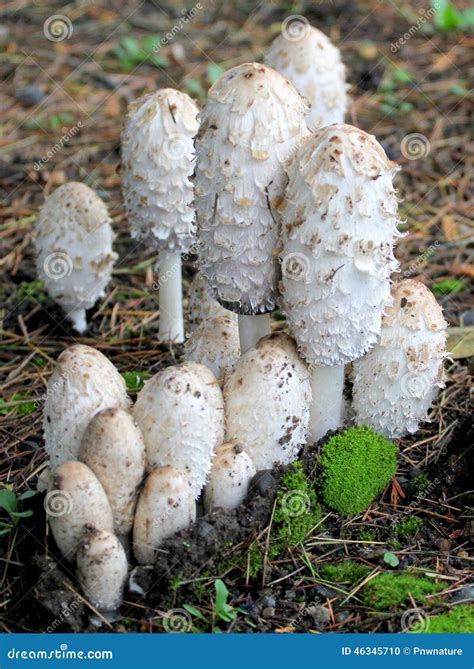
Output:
[[76, 526, 128, 612], [34, 182, 117, 333], [224, 333, 311, 471], [121, 89, 199, 343], [184, 315, 240, 381], [265, 23, 348, 130], [353, 279, 447, 438], [204, 441, 256, 512], [133, 362, 224, 497], [133, 466, 196, 565], [43, 345, 130, 467], [187, 271, 236, 332], [280, 124, 401, 441], [46, 461, 113, 560], [79, 408, 146, 536], [195, 63, 309, 352]]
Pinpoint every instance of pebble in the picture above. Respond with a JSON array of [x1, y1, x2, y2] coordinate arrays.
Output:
[[435, 537, 451, 552], [253, 470, 276, 496], [460, 309, 474, 326], [259, 595, 276, 609], [285, 590, 296, 600], [452, 585, 474, 603], [15, 85, 44, 107], [196, 520, 215, 539], [457, 550, 469, 559], [307, 604, 331, 625], [261, 607, 275, 619]]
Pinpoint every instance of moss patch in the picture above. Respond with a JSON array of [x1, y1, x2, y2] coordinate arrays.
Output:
[[411, 605, 474, 633], [397, 517, 423, 538], [362, 573, 444, 611], [320, 426, 397, 515], [319, 561, 371, 584]]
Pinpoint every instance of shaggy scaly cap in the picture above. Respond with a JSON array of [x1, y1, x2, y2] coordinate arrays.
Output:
[[121, 89, 199, 252], [195, 63, 309, 315], [187, 271, 236, 332], [224, 333, 311, 470], [265, 24, 348, 130], [184, 314, 240, 381], [353, 280, 447, 438], [280, 124, 402, 366], [34, 182, 117, 333]]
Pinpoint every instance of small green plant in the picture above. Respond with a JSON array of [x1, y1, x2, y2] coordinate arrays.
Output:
[[358, 528, 376, 542], [18, 279, 47, 305], [213, 579, 238, 623], [397, 517, 423, 539], [408, 473, 431, 495], [0, 486, 36, 540], [411, 605, 474, 633], [432, 278, 467, 296], [247, 543, 264, 578], [431, 0, 474, 31], [319, 561, 371, 584], [383, 551, 400, 568], [271, 462, 321, 554], [122, 370, 152, 393], [319, 426, 397, 515], [362, 573, 444, 611], [0, 393, 37, 417], [112, 35, 168, 71]]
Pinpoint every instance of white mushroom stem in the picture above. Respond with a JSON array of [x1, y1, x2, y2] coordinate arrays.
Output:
[[158, 250, 184, 344], [238, 314, 271, 354], [308, 364, 344, 442], [68, 308, 87, 335]]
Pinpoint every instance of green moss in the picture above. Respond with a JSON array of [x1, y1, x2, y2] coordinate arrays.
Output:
[[411, 605, 474, 633], [358, 528, 376, 542], [247, 544, 264, 578], [362, 573, 445, 611], [432, 278, 467, 296], [409, 473, 431, 495], [319, 561, 371, 584], [271, 462, 321, 553], [397, 517, 423, 538], [320, 426, 397, 515]]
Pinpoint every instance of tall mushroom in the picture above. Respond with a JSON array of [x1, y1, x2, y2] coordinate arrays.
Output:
[[34, 182, 117, 333], [280, 124, 401, 441], [184, 314, 240, 382], [353, 279, 447, 438], [121, 89, 199, 343], [265, 22, 348, 131], [195, 63, 309, 353]]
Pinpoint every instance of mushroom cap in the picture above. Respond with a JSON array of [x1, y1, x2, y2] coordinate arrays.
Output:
[[203, 441, 256, 512], [76, 526, 128, 611], [224, 333, 311, 470], [133, 362, 224, 497], [34, 182, 117, 331], [43, 344, 130, 467], [280, 123, 401, 366], [46, 461, 114, 560], [121, 89, 199, 253], [133, 466, 196, 565], [195, 62, 309, 315], [187, 271, 236, 332], [79, 408, 146, 535], [265, 24, 348, 130], [353, 279, 447, 438], [184, 314, 240, 381]]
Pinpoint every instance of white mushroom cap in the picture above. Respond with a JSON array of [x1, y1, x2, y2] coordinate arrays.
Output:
[[187, 271, 236, 332], [280, 124, 401, 366], [43, 345, 130, 467], [121, 89, 199, 253], [265, 24, 348, 130], [184, 315, 240, 381], [46, 461, 113, 560], [133, 466, 196, 565], [34, 182, 117, 333], [195, 62, 309, 315], [353, 279, 447, 438], [76, 526, 128, 611], [204, 441, 256, 512], [224, 333, 311, 470], [79, 408, 146, 535], [133, 362, 224, 497]]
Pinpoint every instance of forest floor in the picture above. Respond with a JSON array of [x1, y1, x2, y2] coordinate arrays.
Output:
[[0, 0, 472, 633]]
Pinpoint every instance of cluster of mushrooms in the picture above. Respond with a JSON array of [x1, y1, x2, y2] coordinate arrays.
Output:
[[35, 24, 448, 615]]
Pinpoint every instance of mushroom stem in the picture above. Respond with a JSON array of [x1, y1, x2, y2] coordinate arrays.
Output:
[[238, 314, 271, 354], [158, 250, 184, 343], [308, 364, 344, 442], [68, 308, 87, 334]]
